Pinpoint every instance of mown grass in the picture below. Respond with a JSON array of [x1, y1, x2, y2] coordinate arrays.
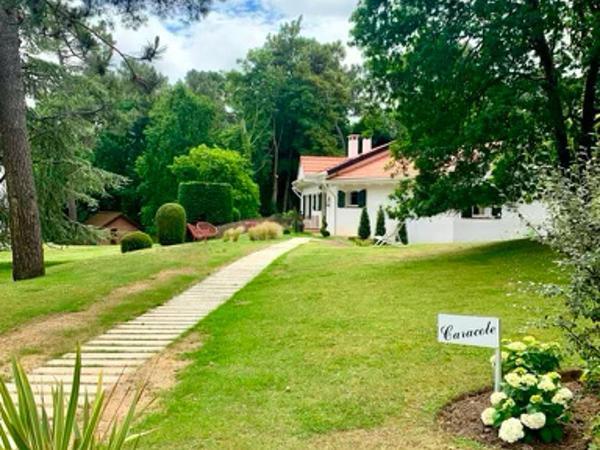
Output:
[[0, 238, 274, 357], [138, 239, 569, 449]]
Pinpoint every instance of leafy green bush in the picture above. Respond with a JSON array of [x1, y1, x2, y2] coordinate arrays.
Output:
[[171, 145, 260, 219], [375, 206, 386, 236], [0, 348, 143, 449], [121, 231, 153, 253], [499, 336, 562, 374], [248, 221, 282, 241], [537, 160, 599, 391], [320, 217, 330, 237], [481, 337, 573, 445], [178, 181, 233, 225], [358, 207, 371, 240], [155, 203, 186, 246], [284, 209, 303, 232]]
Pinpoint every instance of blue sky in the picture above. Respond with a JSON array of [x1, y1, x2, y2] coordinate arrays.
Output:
[[113, 0, 361, 81]]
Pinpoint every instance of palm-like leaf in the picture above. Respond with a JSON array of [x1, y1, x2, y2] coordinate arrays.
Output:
[[0, 347, 145, 450]]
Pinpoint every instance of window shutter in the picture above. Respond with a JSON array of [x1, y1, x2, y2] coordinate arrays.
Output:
[[358, 189, 367, 207], [318, 193, 322, 210], [337, 191, 345, 208]]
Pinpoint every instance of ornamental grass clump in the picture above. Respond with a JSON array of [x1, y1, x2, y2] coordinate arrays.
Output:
[[248, 221, 282, 241], [481, 337, 574, 444], [223, 226, 245, 242]]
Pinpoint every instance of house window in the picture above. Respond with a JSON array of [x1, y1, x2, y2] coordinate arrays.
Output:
[[337, 189, 367, 208], [308, 195, 312, 218], [461, 205, 502, 219]]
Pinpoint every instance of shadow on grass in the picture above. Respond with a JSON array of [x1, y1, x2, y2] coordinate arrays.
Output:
[[0, 260, 65, 279]]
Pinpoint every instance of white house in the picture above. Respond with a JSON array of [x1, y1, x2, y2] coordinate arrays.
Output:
[[292, 135, 546, 243]]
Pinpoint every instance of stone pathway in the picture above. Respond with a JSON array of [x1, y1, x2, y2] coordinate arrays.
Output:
[[4, 238, 309, 409]]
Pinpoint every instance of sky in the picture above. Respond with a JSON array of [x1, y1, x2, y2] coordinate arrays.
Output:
[[112, 0, 362, 82]]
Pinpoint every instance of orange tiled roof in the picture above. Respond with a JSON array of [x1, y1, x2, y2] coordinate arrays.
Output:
[[328, 149, 416, 180], [298, 141, 416, 180], [299, 156, 347, 174]]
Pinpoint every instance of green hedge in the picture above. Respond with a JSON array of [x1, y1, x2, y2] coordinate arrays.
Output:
[[121, 231, 153, 253], [155, 203, 186, 246], [177, 182, 233, 225]]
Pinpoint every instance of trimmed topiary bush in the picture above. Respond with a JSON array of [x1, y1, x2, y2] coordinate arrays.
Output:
[[376, 206, 386, 236], [121, 231, 153, 253], [358, 207, 371, 240], [155, 203, 186, 246], [178, 181, 233, 225], [320, 217, 330, 237]]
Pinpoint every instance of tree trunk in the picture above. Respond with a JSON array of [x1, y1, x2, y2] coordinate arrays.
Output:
[[527, 0, 571, 170], [270, 121, 279, 213], [578, 52, 599, 162], [0, 8, 45, 280], [67, 196, 77, 221], [282, 171, 290, 212]]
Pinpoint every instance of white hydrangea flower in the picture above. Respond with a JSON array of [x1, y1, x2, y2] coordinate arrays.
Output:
[[520, 412, 546, 430], [481, 407, 496, 426], [505, 372, 522, 388], [506, 341, 527, 352], [537, 375, 556, 392], [551, 387, 573, 406], [521, 373, 538, 387], [498, 417, 525, 443], [490, 392, 507, 406]]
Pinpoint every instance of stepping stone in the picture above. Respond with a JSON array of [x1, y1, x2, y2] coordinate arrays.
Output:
[[86, 339, 170, 347]]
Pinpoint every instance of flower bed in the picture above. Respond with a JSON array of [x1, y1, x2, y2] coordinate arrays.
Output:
[[438, 379, 599, 449], [438, 336, 600, 448]]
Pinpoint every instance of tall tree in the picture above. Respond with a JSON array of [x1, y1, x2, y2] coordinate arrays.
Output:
[[231, 19, 353, 214], [352, 0, 600, 218], [94, 61, 167, 223], [171, 144, 260, 219], [0, 0, 215, 280], [29, 70, 127, 244], [136, 84, 216, 226]]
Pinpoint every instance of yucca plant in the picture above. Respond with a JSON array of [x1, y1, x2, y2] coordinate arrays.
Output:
[[0, 349, 144, 449]]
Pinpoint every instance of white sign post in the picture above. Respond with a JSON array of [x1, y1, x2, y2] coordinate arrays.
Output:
[[437, 313, 502, 392]]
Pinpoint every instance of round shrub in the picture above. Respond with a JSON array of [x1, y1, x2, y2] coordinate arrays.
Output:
[[177, 181, 233, 225], [121, 231, 153, 253], [155, 203, 186, 246]]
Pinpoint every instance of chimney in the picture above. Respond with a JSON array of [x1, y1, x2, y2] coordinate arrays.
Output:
[[362, 137, 372, 154], [347, 134, 360, 158]]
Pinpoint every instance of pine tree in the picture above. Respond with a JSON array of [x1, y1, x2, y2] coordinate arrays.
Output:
[[358, 207, 371, 240], [375, 206, 386, 236]]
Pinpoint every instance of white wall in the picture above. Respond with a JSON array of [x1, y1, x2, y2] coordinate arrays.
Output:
[[329, 184, 397, 237], [299, 176, 548, 243], [407, 202, 547, 244]]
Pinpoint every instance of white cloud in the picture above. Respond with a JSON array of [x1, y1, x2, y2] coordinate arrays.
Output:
[[111, 0, 362, 81]]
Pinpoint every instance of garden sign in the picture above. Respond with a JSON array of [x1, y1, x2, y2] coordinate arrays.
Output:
[[437, 313, 502, 391]]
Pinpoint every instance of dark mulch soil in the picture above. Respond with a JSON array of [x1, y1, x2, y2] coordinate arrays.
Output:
[[438, 377, 599, 450]]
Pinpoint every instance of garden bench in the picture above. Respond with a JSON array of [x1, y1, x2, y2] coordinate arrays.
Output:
[[187, 221, 218, 241]]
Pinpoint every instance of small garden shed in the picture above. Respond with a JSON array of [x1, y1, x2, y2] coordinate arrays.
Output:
[[85, 211, 140, 244]]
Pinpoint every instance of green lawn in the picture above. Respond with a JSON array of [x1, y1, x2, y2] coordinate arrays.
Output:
[[0, 238, 274, 364], [139, 239, 568, 449]]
